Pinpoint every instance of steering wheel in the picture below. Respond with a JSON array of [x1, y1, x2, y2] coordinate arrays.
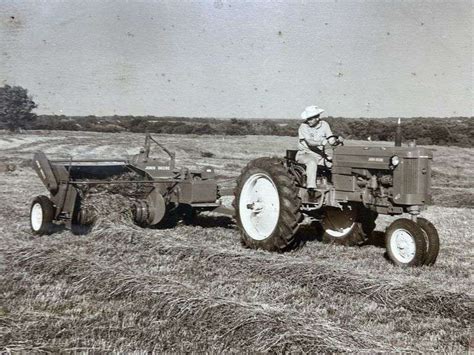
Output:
[[326, 135, 344, 147]]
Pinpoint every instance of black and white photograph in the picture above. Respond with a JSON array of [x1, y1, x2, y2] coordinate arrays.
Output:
[[0, 0, 472, 352]]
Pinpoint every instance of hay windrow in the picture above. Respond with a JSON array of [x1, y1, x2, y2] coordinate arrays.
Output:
[[1, 244, 402, 353], [1, 225, 471, 352]]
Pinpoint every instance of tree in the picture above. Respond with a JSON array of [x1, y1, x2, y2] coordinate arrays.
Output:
[[0, 85, 37, 131]]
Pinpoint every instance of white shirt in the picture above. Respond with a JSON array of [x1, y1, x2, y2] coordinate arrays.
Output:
[[298, 120, 333, 153]]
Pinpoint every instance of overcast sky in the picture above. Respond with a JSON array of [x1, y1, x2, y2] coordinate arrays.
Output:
[[1, 0, 472, 118]]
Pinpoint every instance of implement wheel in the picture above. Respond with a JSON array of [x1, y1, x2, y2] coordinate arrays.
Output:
[[30, 195, 55, 235], [234, 157, 302, 252], [385, 218, 427, 267]]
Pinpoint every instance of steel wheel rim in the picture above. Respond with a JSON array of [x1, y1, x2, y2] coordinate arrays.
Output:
[[322, 208, 356, 238], [31, 203, 43, 231], [390, 228, 416, 263], [325, 224, 354, 238], [239, 173, 280, 241]]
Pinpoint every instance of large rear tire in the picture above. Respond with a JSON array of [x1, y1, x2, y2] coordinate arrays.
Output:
[[234, 157, 302, 252], [30, 195, 55, 235], [417, 217, 440, 266], [385, 218, 427, 267], [320, 205, 377, 246], [359, 208, 378, 237]]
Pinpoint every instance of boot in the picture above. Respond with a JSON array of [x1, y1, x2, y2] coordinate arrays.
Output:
[[307, 188, 321, 202]]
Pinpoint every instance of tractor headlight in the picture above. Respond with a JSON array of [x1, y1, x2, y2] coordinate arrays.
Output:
[[390, 155, 400, 168]]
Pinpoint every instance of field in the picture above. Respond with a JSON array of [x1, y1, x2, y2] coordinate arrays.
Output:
[[0, 131, 472, 352]]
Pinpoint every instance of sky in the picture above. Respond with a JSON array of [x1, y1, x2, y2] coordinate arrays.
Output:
[[0, 0, 472, 119]]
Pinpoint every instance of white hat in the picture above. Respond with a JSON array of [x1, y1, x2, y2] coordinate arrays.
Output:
[[301, 105, 325, 120]]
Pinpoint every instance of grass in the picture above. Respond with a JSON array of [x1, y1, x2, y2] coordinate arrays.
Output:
[[0, 130, 472, 352]]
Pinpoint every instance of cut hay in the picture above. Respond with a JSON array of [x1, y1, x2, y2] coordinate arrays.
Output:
[[75, 171, 151, 229], [1, 218, 471, 352], [80, 192, 136, 227], [0, 162, 16, 173]]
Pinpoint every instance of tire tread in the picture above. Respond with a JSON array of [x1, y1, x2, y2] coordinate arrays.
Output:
[[234, 157, 302, 252], [385, 218, 427, 267], [417, 217, 440, 266], [30, 195, 55, 235]]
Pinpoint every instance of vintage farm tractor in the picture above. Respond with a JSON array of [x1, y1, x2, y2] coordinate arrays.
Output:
[[233, 135, 439, 267], [30, 130, 439, 267], [30, 133, 225, 234]]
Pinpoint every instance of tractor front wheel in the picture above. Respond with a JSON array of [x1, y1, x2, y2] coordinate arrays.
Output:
[[234, 157, 302, 252], [30, 195, 55, 235], [385, 218, 427, 267], [417, 217, 440, 266]]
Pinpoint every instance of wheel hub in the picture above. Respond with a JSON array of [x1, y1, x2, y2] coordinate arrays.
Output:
[[239, 173, 280, 241], [246, 201, 264, 213], [391, 229, 416, 262], [31, 203, 43, 231]]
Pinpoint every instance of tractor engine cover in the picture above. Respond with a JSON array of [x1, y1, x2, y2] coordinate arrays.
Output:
[[332, 146, 433, 207]]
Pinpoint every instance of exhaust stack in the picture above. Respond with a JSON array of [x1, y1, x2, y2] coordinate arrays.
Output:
[[395, 118, 402, 147]]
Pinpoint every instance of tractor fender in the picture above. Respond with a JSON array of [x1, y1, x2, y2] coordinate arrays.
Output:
[[147, 188, 166, 225]]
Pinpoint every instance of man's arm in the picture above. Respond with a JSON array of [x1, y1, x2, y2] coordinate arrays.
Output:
[[299, 123, 329, 147], [300, 137, 325, 148], [303, 137, 326, 147], [323, 121, 333, 139], [299, 125, 315, 148], [298, 125, 328, 158]]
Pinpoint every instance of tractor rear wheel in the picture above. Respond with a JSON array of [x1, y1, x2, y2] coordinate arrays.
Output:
[[385, 218, 427, 267], [417, 217, 440, 266], [359, 208, 378, 237], [30, 195, 55, 235], [234, 157, 302, 252], [320, 205, 376, 246]]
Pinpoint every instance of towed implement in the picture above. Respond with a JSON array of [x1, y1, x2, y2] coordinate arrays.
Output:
[[30, 134, 227, 234]]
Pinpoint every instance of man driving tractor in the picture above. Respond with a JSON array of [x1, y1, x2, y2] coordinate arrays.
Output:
[[296, 105, 334, 198]]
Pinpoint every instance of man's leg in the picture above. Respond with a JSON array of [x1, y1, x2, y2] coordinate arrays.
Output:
[[296, 152, 319, 189], [306, 159, 318, 189]]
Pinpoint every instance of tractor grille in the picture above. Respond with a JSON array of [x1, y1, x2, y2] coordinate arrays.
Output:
[[402, 159, 418, 194]]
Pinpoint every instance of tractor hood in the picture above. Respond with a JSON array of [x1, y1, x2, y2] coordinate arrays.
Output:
[[333, 146, 432, 170]]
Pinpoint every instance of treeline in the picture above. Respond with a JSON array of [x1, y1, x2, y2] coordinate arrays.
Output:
[[31, 115, 473, 147]]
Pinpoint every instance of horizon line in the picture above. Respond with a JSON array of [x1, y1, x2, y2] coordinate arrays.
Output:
[[36, 114, 473, 120]]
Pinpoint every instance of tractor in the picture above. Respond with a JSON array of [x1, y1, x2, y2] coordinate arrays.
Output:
[[233, 134, 439, 267], [29, 129, 439, 268]]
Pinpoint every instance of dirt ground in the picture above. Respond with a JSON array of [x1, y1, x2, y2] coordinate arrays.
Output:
[[0, 131, 472, 352]]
